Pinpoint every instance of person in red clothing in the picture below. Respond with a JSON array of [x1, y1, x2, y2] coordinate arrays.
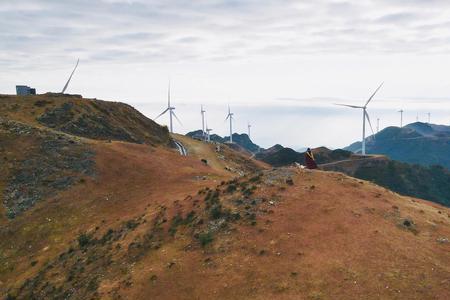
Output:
[[304, 148, 318, 169]]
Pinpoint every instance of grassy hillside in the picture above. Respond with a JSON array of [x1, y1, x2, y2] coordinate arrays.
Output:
[[1, 95, 449, 299], [0, 93, 172, 146], [6, 168, 450, 299]]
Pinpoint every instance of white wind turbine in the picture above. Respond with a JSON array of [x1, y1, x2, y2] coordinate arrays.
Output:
[[205, 120, 213, 142], [398, 109, 404, 128], [225, 105, 234, 143], [247, 122, 252, 139], [201, 105, 206, 140], [335, 82, 383, 155], [61, 58, 80, 94], [154, 81, 181, 133]]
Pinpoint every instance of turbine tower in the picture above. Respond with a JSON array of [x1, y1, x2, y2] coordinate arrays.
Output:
[[205, 120, 213, 142], [248, 122, 251, 139], [377, 118, 380, 133], [61, 58, 79, 94], [225, 106, 234, 143], [398, 110, 404, 128], [427, 112, 431, 123], [154, 81, 181, 133], [335, 82, 383, 155], [201, 105, 206, 140]]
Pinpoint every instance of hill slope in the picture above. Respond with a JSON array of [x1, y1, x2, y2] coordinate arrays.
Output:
[[345, 122, 450, 169], [6, 168, 450, 299], [0, 93, 172, 146], [1, 95, 449, 299], [258, 146, 450, 208]]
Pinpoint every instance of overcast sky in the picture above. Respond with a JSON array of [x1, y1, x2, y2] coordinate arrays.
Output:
[[2, 0, 450, 149]]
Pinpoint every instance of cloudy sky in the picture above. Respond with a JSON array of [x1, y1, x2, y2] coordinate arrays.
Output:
[[2, 0, 450, 149]]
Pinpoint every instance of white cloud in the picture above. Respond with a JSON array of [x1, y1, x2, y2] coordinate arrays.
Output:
[[1, 0, 450, 147]]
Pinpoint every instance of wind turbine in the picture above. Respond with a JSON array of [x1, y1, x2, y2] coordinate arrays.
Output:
[[427, 112, 431, 123], [205, 120, 213, 142], [201, 105, 206, 140], [398, 110, 404, 128], [225, 105, 234, 143], [154, 81, 181, 133], [61, 58, 79, 94], [377, 118, 380, 133], [247, 122, 252, 139], [335, 82, 383, 155]]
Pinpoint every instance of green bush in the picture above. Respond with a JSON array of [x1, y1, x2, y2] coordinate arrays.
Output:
[[77, 233, 91, 248], [198, 232, 214, 247]]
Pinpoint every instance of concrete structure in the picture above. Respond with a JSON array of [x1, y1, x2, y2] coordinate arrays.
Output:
[[16, 85, 36, 96]]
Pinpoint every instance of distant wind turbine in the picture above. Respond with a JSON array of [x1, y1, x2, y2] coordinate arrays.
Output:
[[427, 112, 431, 123], [61, 59, 79, 94], [398, 109, 404, 128], [154, 81, 181, 133], [377, 118, 380, 133], [248, 122, 251, 139], [205, 120, 213, 142], [335, 82, 383, 155], [225, 105, 234, 143], [201, 105, 206, 140]]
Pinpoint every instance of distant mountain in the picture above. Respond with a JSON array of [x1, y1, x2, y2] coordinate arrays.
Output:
[[185, 130, 262, 153], [255, 145, 352, 167], [186, 130, 225, 143], [345, 122, 450, 169], [322, 155, 450, 207], [225, 133, 261, 153], [255, 145, 302, 167]]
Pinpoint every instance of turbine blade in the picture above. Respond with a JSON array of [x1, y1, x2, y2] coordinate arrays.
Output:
[[365, 82, 384, 107], [167, 80, 171, 107], [154, 108, 169, 120], [334, 103, 363, 109], [365, 110, 375, 137], [225, 114, 230, 122], [61, 58, 80, 94], [172, 111, 183, 126]]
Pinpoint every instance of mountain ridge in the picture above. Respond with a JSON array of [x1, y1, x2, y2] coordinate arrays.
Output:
[[345, 122, 450, 169]]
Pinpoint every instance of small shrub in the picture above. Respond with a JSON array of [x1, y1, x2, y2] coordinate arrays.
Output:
[[87, 277, 99, 291], [77, 233, 91, 248], [226, 184, 237, 194], [101, 229, 114, 244], [249, 174, 262, 183], [5, 293, 17, 300], [210, 204, 223, 219], [185, 211, 196, 224], [198, 232, 214, 247], [242, 188, 253, 197], [126, 219, 139, 230]]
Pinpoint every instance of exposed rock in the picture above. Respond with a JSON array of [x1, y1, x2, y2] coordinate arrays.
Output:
[[1, 118, 95, 218]]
